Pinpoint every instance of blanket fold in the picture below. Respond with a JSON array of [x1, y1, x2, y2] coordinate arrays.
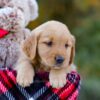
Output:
[[0, 68, 80, 100]]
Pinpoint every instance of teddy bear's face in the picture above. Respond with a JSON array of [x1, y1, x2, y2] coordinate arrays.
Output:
[[7, 0, 38, 26], [0, 0, 38, 32], [0, 7, 25, 32]]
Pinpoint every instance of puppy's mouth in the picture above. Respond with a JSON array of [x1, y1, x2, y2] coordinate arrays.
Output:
[[41, 59, 64, 69], [53, 63, 64, 69]]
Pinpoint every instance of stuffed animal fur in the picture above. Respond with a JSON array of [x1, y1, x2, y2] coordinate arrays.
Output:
[[0, 0, 38, 68]]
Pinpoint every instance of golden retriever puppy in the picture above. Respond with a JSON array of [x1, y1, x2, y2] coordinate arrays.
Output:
[[16, 21, 76, 88]]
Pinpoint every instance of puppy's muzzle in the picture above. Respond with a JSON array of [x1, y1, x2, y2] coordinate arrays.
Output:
[[55, 56, 64, 65]]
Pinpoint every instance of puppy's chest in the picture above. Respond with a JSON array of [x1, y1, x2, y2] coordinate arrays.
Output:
[[34, 64, 50, 72]]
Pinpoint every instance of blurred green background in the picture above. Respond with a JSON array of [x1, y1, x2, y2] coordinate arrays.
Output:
[[28, 0, 100, 99]]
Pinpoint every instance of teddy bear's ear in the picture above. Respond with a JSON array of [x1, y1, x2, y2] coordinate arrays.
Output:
[[28, 0, 38, 20]]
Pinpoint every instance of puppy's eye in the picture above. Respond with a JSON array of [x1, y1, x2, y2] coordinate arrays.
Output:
[[65, 44, 69, 48], [44, 41, 53, 47]]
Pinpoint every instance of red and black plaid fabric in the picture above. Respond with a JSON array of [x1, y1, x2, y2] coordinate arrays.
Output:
[[0, 68, 80, 100]]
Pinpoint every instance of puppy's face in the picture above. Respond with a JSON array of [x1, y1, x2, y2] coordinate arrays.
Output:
[[38, 29, 75, 69], [22, 21, 75, 70]]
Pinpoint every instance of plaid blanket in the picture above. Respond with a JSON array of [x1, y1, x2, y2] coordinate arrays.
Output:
[[0, 68, 80, 100]]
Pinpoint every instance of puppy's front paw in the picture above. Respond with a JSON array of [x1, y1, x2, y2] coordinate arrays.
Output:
[[17, 67, 35, 87], [49, 70, 66, 88]]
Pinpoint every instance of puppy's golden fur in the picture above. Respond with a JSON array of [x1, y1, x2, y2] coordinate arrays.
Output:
[[16, 21, 76, 88]]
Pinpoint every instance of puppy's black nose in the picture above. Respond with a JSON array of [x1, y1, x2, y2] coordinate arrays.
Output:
[[55, 56, 64, 64]]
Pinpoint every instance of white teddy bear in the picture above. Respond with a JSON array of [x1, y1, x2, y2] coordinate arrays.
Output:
[[0, 0, 38, 68]]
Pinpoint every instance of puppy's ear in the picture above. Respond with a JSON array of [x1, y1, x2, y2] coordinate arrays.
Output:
[[21, 30, 40, 60], [69, 35, 75, 65]]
